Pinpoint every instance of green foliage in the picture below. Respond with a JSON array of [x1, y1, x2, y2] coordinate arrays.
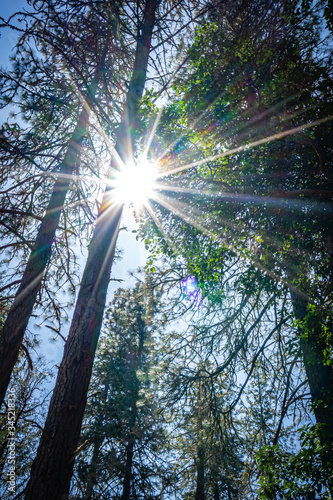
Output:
[[257, 424, 332, 499], [144, 0, 333, 305], [73, 280, 171, 499], [302, 305, 333, 367]]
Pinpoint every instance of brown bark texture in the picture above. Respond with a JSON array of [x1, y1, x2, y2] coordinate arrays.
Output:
[[25, 2, 158, 498]]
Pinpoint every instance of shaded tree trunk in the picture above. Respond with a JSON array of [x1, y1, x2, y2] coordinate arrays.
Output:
[[84, 383, 110, 500], [85, 342, 115, 500], [121, 314, 146, 500], [85, 437, 103, 500], [0, 80, 98, 408], [121, 440, 135, 500], [213, 482, 219, 500], [195, 446, 206, 500], [25, 2, 158, 498], [195, 378, 206, 500], [291, 291, 333, 497]]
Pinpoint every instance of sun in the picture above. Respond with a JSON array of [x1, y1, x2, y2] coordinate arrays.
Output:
[[113, 157, 158, 207]]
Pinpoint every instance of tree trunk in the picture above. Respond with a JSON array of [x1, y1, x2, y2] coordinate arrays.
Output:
[[25, 3, 158, 499], [213, 482, 219, 500], [85, 437, 103, 500], [195, 446, 206, 500], [85, 350, 114, 500], [121, 440, 135, 500], [24, 194, 122, 500], [291, 291, 333, 496], [0, 90, 95, 408], [195, 377, 206, 500], [121, 309, 146, 500]]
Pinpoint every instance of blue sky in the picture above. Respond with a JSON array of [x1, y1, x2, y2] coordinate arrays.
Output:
[[0, 2, 26, 66], [0, 1, 27, 123]]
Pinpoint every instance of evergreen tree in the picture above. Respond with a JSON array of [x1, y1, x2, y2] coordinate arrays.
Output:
[[73, 281, 170, 500], [0, 0, 128, 406], [25, 2, 208, 497], [0, 354, 51, 497]]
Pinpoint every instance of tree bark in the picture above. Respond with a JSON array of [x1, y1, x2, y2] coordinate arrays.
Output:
[[25, 2, 158, 499], [85, 436, 103, 500], [195, 446, 206, 500], [121, 308, 146, 500], [291, 291, 333, 497], [85, 345, 114, 500], [195, 378, 206, 500], [121, 440, 135, 500], [24, 202, 122, 500], [213, 482, 219, 500], [0, 96, 93, 408]]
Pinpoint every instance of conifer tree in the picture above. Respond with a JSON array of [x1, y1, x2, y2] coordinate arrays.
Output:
[[25, 1, 208, 497], [0, 0, 126, 406], [73, 281, 169, 500]]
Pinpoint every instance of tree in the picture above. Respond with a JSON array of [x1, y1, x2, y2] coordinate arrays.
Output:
[[0, 353, 51, 497], [139, 0, 333, 490], [152, 255, 326, 497], [175, 373, 244, 500], [0, 0, 125, 406], [25, 1, 208, 498], [72, 281, 170, 500]]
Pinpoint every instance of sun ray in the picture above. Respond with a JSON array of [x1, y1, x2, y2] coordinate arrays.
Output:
[[63, 54, 328, 311], [153, 191, 248, 251], [144, 200, 180, 257], [66, 69, 129, 178], [152, 190, 296, 258], [141, 51, 199, 164], [156, 81, 307, 168], [154, 181, 333, 214], [92, 204, 123, 306], [142, 106, 165, 160], [153, 188, 314, 262], [150, 191, 313, 303], [158, 115, 333, 178], [66, 69, 128, 175], [157, 109, 210, 161]]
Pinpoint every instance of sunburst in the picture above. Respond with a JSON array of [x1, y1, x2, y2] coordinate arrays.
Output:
[[90, 75, 332, 306], [110, 156, 158, 208]]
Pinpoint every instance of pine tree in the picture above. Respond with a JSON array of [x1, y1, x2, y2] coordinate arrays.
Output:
[[73, 281, 170, 500], [0, 0, 127, 406], [25, 2, 208, 497], [0, 353, 51, 497]]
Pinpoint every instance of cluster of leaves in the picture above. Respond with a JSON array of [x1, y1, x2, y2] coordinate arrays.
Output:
[[257, 424, 332, 499], [140, 0, 333, 306]]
